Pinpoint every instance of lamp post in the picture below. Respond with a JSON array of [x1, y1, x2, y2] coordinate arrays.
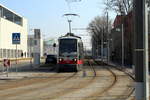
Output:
[[106, 11, 110, 63], [106, 0, 110, 63], [101, 27, 104, 62], [29, 38, 32, 67]]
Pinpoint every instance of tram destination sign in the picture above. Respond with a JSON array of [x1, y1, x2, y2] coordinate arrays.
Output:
[[12, 33, 21, 44]]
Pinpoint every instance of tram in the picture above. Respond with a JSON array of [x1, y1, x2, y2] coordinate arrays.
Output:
[[56, 33, 84, 72]]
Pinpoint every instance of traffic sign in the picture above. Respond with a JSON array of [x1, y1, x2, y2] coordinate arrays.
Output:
[[12, 33, 21, 44], [3, 59, 10, 67]]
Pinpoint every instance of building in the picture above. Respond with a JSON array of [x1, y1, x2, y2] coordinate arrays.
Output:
[[27, 35, 34, 57], [110, 12, 134, 65], [0, 4, 28, 58], [43, 38, 58, 55], [27, 34, 44, 57]]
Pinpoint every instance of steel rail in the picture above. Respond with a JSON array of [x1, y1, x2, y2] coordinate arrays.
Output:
[[101, 61, 135, 100]]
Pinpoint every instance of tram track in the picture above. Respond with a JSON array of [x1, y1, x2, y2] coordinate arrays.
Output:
[[41, 60, 98, 100], [0, 72, 78, 99], [2, 60, 97, 100], [102, 62, 135, 100], [49, 60, 134, 100], [78, 60, 117, 100], [46, 59, 118, 100], [89, 61, 134, 100], [0, 60, 134, 100], [0, 73, 59, 90], [87, 60, 97, 76]]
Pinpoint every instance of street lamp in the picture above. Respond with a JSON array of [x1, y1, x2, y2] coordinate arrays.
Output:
[[106, 0, 110, 63]]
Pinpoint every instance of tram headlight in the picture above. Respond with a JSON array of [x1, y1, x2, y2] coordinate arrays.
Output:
[[59, 58, 63, 62], [73, 58, 77, 62]]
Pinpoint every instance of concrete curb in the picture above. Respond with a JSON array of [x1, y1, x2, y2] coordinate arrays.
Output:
[[0, 57, 45, 62]]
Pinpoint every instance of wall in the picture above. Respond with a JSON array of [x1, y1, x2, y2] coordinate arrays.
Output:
[[0, 17, 28, 58]]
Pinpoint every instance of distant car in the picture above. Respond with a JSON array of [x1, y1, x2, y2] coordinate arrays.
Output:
[[45, 55, 57, 64]]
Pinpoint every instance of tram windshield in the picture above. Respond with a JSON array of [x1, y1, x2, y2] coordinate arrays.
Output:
[[59, 39, 77, 57]]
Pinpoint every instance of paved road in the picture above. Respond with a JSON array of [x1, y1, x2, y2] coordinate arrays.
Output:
[[0, 61, 134, 100]]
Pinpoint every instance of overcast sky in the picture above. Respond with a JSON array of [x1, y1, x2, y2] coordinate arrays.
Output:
[[0, 0, 116, 49]]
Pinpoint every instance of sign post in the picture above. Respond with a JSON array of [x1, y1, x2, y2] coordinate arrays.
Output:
[[12, 33, 21, 72]]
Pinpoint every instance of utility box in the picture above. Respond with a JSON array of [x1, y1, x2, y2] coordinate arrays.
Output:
[[33, 29, 41, 65]]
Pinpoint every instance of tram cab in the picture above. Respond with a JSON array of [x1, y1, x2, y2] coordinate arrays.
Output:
[[57, 33, 84, 72]]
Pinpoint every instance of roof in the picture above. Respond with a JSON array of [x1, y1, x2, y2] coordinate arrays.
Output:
[[60, 33, 81, 39], [0, 4, 23, 18], [113, 15, 124, 27]]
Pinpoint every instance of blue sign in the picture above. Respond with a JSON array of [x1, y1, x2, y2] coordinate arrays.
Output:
[[12, 33, 21, 44]]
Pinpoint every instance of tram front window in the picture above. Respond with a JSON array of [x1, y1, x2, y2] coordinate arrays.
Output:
[[59, 39, 77, 57]]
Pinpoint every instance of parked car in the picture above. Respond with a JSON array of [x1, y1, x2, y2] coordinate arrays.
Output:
[[45, 54, 57, 64]]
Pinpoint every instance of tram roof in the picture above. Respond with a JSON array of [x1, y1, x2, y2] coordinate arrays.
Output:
[[59, 33, 81, 39]]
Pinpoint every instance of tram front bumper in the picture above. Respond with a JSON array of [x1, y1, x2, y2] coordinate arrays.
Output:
[[58, 64, 77, 71]]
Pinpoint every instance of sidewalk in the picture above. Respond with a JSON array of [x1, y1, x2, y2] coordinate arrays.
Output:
[[108, 61, 134, 77], [94, 59, 135, 78], [94, 59, 135, 100]]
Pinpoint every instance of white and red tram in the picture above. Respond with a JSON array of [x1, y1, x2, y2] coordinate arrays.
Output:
[[57, 33, 84, 72]]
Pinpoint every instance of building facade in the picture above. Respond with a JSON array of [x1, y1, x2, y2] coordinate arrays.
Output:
[[27, 35, 34, 57], [43, 38, 58, 55], [27, 34, 44, 57], [0, 4, 28, 58], [110, 12, 134, 65]]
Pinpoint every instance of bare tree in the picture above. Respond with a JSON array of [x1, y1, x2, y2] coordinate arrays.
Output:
[[104, 0, 133, 15], [87, 16, 112, 42], [87, 15, 112, 57]]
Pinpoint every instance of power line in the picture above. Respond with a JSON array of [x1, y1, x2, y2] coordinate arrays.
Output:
[[65, 0, 82, 3]]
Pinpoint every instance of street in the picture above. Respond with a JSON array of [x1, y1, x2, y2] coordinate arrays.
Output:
[[0, 60, 134, 100]]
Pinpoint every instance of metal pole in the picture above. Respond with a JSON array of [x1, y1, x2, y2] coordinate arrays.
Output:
[[107, 9, 110, 63], [101, 28, 104, 62], [2, 50, 4, 73], [134, 0, 149, 99], [7, 66, 8, 77], [16, 44, 17, 72], [143, 0, 149, 100], [68, 20, 72, 33], [53, 47, 55, 54], [122, 24, 124, 68], [30, 43, 32, 67]]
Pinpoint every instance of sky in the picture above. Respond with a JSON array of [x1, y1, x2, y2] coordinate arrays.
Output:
[[0, 0, 116, 49]]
